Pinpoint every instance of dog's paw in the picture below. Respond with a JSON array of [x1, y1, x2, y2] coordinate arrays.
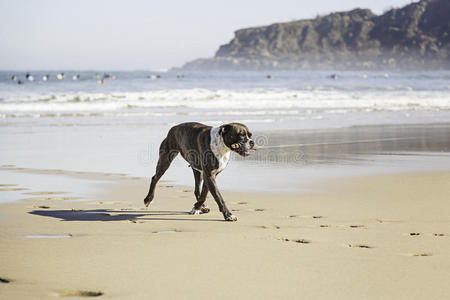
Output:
[[189, 208, 201, 215], [200, 205, 210, 214], [189, 208, 203, 215], [144, 195, 153, 207], [225, 215, 238, 222], [190, 205, 210, 215]]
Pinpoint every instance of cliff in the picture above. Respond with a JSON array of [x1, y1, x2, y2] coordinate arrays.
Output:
[[178, 0, 450, 71]]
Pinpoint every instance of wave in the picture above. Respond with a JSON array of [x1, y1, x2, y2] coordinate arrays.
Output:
[[0, 88, 449, 118]]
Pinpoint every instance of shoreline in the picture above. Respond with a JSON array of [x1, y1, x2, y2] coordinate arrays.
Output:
[[1, 122, 450, 195], [1, 167, 449, 299]]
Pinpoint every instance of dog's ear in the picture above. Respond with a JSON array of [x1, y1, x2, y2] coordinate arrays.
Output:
[[219, 124, 232, 136]]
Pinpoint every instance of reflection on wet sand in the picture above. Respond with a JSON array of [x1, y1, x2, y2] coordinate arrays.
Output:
[[245, 123, 450, 165]]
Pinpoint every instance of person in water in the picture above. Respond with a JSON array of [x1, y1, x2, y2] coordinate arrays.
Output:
[[26, 73, 34, 81]]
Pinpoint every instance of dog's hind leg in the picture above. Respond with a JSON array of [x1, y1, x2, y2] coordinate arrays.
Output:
[[144, 138, 178, 207], [190, 169, 210, 214]]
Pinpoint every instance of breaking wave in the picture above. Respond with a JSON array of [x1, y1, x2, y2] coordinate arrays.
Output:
[[1, 88, 449, 118]]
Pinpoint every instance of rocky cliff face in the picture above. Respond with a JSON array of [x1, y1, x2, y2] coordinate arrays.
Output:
[[179, 0, 450, 70]]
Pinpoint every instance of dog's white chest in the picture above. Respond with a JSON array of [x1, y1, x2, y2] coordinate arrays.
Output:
[[210, 127, 231, 175], [215, 151, 230, 174]]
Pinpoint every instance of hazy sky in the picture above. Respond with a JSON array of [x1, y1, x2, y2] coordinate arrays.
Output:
[[0, 0, 414, 71]]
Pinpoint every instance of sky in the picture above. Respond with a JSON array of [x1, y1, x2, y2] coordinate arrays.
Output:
[[0, 0, 414, 71]]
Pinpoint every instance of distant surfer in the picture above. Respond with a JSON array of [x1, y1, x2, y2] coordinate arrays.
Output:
[[42, 74, 49, 81], [72, 74, 80, 80], [57, 73, 65, 80], [11, 75, 17, 81], [26, 73, 34, 81], [329, 74, 338, 80]]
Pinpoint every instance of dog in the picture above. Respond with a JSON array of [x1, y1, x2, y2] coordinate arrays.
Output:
[[143, 122, 255, 221]]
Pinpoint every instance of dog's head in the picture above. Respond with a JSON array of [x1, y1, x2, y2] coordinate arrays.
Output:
[[219, 123, 255, 157]]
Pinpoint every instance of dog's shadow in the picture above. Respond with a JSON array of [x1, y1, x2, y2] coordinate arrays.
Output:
[[28, 209, 222, 222]]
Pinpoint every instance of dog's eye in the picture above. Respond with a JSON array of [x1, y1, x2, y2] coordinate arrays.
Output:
[[248, 132, 252, 138]]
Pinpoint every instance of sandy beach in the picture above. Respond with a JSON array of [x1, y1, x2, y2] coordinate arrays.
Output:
[[0, 166, 449, 299]]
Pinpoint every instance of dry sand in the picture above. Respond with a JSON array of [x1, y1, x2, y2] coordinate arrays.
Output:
[[0, 169, 449, 299]]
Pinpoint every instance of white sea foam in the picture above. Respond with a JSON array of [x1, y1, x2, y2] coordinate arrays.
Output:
[[0, 88, 449, 118]]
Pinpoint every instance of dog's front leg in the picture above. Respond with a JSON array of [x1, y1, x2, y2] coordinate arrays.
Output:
[[204, 174, 237, 221]]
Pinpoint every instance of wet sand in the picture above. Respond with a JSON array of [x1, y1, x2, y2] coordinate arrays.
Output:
[[0, 167, 449, 299]]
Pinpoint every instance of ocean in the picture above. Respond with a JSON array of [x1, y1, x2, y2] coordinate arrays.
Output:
[[1, 70, 450, 197], [1, 70, 450, 126]]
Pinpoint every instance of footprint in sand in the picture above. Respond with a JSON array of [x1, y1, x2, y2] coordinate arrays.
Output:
[[57, 290, 103, 297], [412, 253, 432, 257], [293, 239, 311, 244], [280, 238, 311, 244], [347, 244, 372, 249], [402, 252, 433, 257], [152, 229, 180, 234], [433, 233, 445, 237], [127, 220, 144, 224], [349, 225, 365, 228], [33, 205, 51, 209], [0, 277, 11, 284], [319, 224, 330, 228], [23, 196, 80, 201], [289, 215, 324, 219], [254, 208, 265, 212], [409, 232, 421, 236], [258, 225, 280, 229]]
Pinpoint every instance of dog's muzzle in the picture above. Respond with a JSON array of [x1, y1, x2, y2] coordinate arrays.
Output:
[[231, 139, 255, 157]]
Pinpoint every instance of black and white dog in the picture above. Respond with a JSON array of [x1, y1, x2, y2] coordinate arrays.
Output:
[[144, 122, 255, 221]]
